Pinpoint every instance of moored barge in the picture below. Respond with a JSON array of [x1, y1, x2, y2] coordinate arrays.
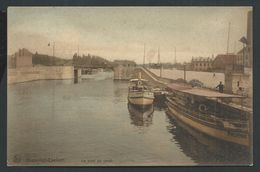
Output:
[[166, 83, 252, 147]]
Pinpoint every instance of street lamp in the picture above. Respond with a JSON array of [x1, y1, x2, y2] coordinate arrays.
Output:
[[48, 42, 55, 66], [239, 36, 248, 73]]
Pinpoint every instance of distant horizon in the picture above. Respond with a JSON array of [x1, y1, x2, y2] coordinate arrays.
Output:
[[8, 47, 143, 64], [9, 47, 240, 65], [8, 7, 252, 64]]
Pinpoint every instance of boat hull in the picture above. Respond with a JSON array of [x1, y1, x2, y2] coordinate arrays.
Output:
[[167, 104, 249, 147], [128, 97, 154, 107]]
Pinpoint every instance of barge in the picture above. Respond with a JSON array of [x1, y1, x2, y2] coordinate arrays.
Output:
[[166, 83, 252, 148]]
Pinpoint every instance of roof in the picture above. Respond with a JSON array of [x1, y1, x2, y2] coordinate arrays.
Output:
[[167, 83, 244, 98], [213, 54, 237, 65], [181, 88, 244, 98], [237, 46, 250, 54], [14, 48, 33, 57]]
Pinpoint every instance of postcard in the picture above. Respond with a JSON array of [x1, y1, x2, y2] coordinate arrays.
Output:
[[7, 7, 253, 166]]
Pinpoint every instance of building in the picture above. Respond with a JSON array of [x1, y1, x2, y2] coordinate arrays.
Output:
[[224, 11, 253, 108], [212, 54, 238, 72], [191, 57, 213, 71], [236, 10, 252, 68], [237, 46, 252, 68], [225, 67, 252, 107], [8, 48, 33, 68], [113, 60, 136, 80], [8, 55, 16, 68]]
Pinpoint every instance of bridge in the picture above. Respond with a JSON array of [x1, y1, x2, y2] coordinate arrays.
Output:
[[73, 65, 114, 70], [73, 64, 179, 88], [73, 65, 114, 82]]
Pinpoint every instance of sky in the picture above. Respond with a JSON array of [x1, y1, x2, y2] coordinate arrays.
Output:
[[8, 7, 252, 64]]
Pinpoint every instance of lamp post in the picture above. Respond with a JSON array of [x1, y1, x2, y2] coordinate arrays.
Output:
[[48, 42, 55, 66]]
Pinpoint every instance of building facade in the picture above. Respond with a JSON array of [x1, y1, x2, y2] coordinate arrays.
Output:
[[113, 60, 136, 80], [236, 11, 252, 68], [191, 57, 213, 71], [236, 46, 252, 68], [8, 48, 33, 68], [212, 54, 238, 72], [225, 68, 252, 107]]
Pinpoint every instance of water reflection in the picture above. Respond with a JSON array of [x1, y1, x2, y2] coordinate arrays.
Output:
[[153, 96, 167, 110], [166, 111, 251, 165], [127, 103, 154, 127]]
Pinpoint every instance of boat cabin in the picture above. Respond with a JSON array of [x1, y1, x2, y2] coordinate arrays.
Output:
[[129, 79, 150, 92], [166, 83, 252, 121]]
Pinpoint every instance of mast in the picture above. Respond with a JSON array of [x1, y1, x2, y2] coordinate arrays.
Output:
[[53, 42, 55, 66], [174, 47, 177, 64], [157, 47, 160, 64], [77, 44, 79, 57], [226, 22, 231, 54], [143, 44, 146, 66], [158, 47, 162, 77], [138, 72, 142, 79]]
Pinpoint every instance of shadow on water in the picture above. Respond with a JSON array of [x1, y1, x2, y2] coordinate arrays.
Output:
[[165, 111, 252, 165], [153, 95, 168, 111], [127, 103, 154, 127]]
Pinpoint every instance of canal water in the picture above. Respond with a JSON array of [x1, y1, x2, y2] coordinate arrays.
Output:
[[7, 72, 250, 166]]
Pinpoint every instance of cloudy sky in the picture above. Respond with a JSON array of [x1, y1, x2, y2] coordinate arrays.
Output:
[[8, 7, 251, 64]]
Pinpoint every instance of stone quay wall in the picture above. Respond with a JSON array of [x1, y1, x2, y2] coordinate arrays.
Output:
[[8, 66, 74, 84]]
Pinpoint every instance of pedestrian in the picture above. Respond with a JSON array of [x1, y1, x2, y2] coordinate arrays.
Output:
[[216, 81, 224, 93]]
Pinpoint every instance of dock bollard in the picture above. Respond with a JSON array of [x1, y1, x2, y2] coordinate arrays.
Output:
[[74, 69, 78, 83]]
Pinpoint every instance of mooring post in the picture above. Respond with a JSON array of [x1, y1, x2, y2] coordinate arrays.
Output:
[[74, 69, 78, 83]]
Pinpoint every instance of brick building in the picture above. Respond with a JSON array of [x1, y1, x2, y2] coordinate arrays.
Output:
[[212, 54, 238, 72]]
